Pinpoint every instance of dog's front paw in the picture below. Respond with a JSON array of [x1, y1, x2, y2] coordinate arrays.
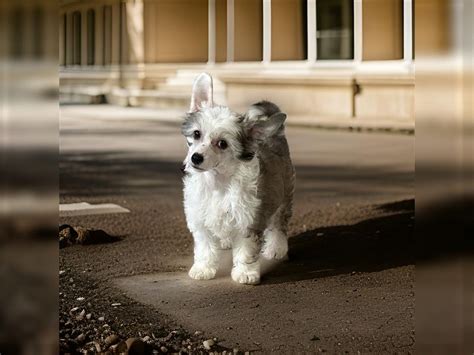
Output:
[[188, 263, 216, 280], [231, 266, 260, 285]]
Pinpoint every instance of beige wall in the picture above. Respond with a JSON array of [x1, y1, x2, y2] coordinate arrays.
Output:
[[415, 0, 450, 56], [144, 0, 208, 63], [362, 0, 403, 60], [216, 0, 227, 62], [234, 0, 262, 61], [271, 0, 306, 61]]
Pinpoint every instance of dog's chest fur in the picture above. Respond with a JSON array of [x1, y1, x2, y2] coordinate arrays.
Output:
[[183, 159, 261, 241]]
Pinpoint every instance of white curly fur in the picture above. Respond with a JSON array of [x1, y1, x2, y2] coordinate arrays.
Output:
[[182, 73, 294, 285]]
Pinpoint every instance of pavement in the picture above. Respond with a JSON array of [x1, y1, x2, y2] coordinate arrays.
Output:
[[59, 104, 415, 353]]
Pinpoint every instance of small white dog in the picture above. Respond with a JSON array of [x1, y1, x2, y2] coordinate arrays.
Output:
[[181, 73, 294, 285]]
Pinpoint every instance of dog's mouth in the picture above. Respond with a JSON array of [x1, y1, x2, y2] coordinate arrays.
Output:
[[191, 165, 206, 172]]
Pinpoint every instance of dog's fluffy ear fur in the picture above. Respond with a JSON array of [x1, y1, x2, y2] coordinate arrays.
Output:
[[189, 73, 213, 112]]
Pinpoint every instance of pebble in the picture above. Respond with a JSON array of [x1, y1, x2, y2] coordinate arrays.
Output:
[[59, 270, 66, 276], [98, 316, 105, 322], [142, 335, 151, 342], [105, 334, 120, 346], [86, 313, 92, 320], [194, 330, 202, 336], [77, 297, 85, 301], [111, 303, 122, 307], [110, 341, 127, 353], [126, 337, 145, 355], [93, 342, 101, 352], [233, 348, 239, 354], [160, 346, 168, 353], [76, 309, 86, 321], [75, 333, 86, 344], [203, 339, 214, 350]]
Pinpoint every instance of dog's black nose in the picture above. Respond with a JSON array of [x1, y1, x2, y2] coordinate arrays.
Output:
[[191, 153, 204, 166]]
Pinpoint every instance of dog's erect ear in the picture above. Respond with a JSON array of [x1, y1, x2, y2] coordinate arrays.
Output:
[[189, 73, 213, 112], [247, 112, 287, 141]]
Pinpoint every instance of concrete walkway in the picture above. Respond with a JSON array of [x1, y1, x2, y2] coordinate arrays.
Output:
[[60, 104, 414, 133]]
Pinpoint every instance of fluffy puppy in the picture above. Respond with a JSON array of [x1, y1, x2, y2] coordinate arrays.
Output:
[[181, 73, 294, 285]]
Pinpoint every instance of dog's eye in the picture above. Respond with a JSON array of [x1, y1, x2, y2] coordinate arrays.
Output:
[[217, 140, 228, 150], [193, 130, 201, 140]]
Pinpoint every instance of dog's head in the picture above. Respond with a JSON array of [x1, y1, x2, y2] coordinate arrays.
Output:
[[181, 73, 286, 175]]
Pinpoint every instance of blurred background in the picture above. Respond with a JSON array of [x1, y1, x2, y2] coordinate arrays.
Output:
[[0, 0, 472, 354], [58, 0, 417, 129]]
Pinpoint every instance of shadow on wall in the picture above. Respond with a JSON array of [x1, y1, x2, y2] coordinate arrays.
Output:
[[264, 199, 415, 284]]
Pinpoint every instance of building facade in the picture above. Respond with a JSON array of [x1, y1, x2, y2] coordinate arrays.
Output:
[[58, 0, 454, 125]]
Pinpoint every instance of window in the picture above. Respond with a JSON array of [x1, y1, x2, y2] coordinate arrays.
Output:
[[72, 11, 81, 65], [316, 0, 353, 60], [87, 9, 95, 65]]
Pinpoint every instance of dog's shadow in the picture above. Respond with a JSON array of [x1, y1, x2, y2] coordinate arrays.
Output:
[[262, 199, 414, 284]]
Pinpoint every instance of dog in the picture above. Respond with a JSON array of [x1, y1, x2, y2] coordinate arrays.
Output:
[[181, 73, 294, 285]]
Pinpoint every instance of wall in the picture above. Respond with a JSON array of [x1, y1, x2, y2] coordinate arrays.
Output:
[[415, 0, 450, 56], [144, 0, 208, 63], [362, 0, 403, 60], [271, 0, 306, 61], [215, 0, 227, 62], [234, 0, 262, 61]]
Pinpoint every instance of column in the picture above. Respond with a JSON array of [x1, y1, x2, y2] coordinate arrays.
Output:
[[403, 0, 413, 61], [208, 0, 216, 64], [226, 0, 234, 62], [125, 0, 144, 65], [307, 0, 316, 62], [353, 0, 363, 61], [95, 6, 104, 65], [262, 0, 271, 63], [81, 9, 88, 65]]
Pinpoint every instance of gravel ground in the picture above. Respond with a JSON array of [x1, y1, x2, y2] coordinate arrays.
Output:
[[59, 109, 415, 354]]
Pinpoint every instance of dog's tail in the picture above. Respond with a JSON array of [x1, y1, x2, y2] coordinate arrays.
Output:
[[244, 100, 286, 139], [245, 100, 282, 121]]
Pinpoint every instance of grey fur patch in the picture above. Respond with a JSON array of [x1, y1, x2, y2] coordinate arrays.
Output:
[[181, 112, 200, 136], [238, 101, 286, 161]]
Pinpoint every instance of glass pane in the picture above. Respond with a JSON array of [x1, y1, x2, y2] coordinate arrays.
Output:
[[316, 0, 353, 60]]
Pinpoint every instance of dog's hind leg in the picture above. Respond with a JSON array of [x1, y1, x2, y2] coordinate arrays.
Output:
[[231, 232, 262, 285], [261, 204, 291, 260]]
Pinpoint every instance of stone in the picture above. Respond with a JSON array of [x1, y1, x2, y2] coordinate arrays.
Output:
[[75, 226, 118, 245], [203, 339, 214, 350], [110, 341, 128, 354], [75, 333, 86, 344], [105, 334, 120, 346], [126, 337, 146, 355]]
